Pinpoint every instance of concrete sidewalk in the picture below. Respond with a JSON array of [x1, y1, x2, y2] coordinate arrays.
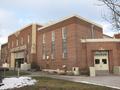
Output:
[[27, 71, 120, 89], [48, 75, 120, 89]]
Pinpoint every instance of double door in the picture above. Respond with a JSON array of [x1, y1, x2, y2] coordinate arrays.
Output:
[[94, 51, 109, 70]]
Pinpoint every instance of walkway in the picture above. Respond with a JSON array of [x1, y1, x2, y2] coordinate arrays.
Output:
[[27, 71, 120, 89]]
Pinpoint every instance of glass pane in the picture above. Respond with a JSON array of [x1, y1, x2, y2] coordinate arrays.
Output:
[[95, 59, 100, 64], [94, 51, 108, 56], [52, 31, 55, 41], [62, 27, 67, 39], [43, 34, 45, 43], [102, 59, 107, 64]]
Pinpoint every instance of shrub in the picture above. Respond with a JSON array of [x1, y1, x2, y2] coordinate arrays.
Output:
[[31, 62, 40, 71]]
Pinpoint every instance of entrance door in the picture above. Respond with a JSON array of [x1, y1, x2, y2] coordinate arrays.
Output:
[[94, 51, 109, 70], [15, 58, 24, 68], [14, 52, 24, 68]]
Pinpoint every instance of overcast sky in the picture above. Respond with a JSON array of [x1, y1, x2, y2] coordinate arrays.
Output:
[[0, 0, 117, 46]]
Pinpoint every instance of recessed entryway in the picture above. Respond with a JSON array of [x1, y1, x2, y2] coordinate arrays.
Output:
[[14, 51, 25, 68], [15, 58, 24, 68]]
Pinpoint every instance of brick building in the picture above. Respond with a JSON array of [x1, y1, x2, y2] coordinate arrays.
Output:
[[1, 15, 120, 74], [37, 15, 120, 74], [1, 43, 8, 65], [7, 24, 42, 69]]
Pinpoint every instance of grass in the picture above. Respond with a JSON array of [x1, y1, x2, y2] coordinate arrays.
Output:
[[0, 70, 30, 77], [13, 77, 118, 90]]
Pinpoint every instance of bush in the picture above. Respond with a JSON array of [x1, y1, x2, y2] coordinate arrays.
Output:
[[80, 69, 89, 76], [31, 62, 40, 71]]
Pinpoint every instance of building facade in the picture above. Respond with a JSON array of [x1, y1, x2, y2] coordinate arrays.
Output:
[[37, 15, 120, 74], [7, 24, 42, 69], [1, 43, 8, 65], [1, 15, 120, 74], [36, 16, 102, 71]]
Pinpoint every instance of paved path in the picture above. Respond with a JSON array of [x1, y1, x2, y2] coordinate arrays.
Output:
[[27, 71, 120, 89], [48, 75, 120, 89]]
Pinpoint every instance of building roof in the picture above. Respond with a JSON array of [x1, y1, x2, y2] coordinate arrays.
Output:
[[9, 23, 43, 37], [1, 43, 8, 47], [81, 39, 120, 43], [38, 15, 102, 31], [103, 34, 113, 38]]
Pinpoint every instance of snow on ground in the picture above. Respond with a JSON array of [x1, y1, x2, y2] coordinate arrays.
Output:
[[0, 77, 36, 90]]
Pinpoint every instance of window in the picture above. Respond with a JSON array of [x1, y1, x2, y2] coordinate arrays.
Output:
[[16, 39, 18, 46], [102, 59, 107, 64], [28, 34, 30, 44], [62, 27, 67, 39], [62, 27, 67, 59], [91, 25, 95, 38], [42, 44, 46, 59], [12, 41, 14, 48], [95, 59, 100, 64], [52, 31, 55, 41], [95, 51, 108, 56], [21, 37, 23, 45], [43, 33, 45, 43], [8, 43, 10, 48], [51, 31, 55, 59], [42, 33, 46, 59]]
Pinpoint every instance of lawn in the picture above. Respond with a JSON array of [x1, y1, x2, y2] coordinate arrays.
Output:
[[0, 70, 30, 77], [12, 77, 118, 90]]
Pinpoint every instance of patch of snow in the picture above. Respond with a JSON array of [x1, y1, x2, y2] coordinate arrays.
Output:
[[0, 77, 36, 90]]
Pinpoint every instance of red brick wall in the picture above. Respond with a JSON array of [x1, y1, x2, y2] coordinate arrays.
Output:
[[75, 19, 103, 71], [1, 43, 8, 64], [81, 42, 120, 72], [8, 25, 33, 64], [8, 24, 41, 66], [114, 34, 120, 38], [8, 25, 32, 49], [37, 23, 77, 70], [2, 16, 119, 73], [37, 17, 103, 70]]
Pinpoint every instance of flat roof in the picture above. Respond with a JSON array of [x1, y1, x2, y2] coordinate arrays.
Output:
[[81, 39, 120, 43], [38, 15, 102, 31], [9, 23, 42, 37], [1, 43, 8, 47], [103, 34, 113, 38]]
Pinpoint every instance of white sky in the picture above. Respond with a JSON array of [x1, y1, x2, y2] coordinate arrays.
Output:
[[0, 0, 117, 46]]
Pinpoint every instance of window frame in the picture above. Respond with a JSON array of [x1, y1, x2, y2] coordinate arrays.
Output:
[[62, 27, 67, 59], [42, 33, 46, 60]]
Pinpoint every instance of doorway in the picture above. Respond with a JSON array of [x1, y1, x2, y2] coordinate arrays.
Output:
[[15, 58, 24, 68], [94, 51, 109, 71]]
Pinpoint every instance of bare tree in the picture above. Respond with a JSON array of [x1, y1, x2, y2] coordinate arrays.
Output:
[[98, 0, 120, 31]]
